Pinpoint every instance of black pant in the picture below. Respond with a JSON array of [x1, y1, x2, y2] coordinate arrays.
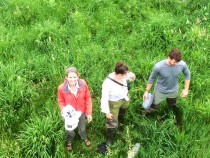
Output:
[[166, 98, 182, 126]]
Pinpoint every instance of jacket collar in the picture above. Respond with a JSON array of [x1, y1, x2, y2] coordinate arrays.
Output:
[[62, 79, 84, 93]]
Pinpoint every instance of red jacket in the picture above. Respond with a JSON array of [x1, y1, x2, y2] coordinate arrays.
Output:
[[57, 79, 92, 115]]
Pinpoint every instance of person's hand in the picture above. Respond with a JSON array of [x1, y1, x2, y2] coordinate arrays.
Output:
[[106, 113, 113, 120], [180, 89, 189, 98], [143, 91, 148, 100], [127, 72, 136, 81], [86, 115, 92, 123]]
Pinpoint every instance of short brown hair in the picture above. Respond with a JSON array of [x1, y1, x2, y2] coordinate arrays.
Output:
[[168, 49, 182, 62], [115, 61, 129, 74]]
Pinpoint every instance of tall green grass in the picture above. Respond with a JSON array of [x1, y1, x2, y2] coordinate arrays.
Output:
[[0, 0, 210, 157]]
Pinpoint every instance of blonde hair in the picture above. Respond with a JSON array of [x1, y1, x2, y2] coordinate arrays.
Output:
[[65, 67, 79, 77]]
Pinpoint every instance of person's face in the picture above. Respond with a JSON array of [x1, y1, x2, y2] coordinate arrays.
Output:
[[169, 59, 178, 66], [67, 72, 78, 86]]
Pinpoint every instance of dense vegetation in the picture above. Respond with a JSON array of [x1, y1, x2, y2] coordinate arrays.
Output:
[[0, 0, 209, 157]]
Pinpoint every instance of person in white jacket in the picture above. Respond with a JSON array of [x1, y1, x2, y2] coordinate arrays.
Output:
[[100, 61, 135, 146]]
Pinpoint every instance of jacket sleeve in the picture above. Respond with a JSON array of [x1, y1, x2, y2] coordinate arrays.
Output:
[[83, 81, 92, 116], [57, 85, 65, 111]]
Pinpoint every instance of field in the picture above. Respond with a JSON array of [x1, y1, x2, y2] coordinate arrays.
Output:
[[0, 0, 210, 157]]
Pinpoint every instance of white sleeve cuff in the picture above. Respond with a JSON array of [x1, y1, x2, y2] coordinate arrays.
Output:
[[101, 108, 110, 113]]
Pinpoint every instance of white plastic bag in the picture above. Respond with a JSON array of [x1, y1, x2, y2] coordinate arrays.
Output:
[[142, 93, 154, 109], [61, 105, 81, 131]]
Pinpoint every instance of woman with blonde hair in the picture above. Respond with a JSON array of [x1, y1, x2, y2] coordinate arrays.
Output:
[[57, 67, 92, 151]]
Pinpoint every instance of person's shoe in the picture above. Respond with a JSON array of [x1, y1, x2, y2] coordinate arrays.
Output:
[[97, 142, 107, 154], [84, 139, 91, 147], [143, 108, 156, 117], [66, 142, 72, 151]]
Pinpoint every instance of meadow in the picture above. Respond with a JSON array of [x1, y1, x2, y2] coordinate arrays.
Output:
[[0, 0, 210, 157]]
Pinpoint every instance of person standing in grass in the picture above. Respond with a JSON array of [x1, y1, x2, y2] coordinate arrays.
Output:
[[57, 67, 92, 151], [100, 61, 136, 147], [143, 48, 190, 128]]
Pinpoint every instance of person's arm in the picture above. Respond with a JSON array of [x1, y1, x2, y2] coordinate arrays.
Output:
[[180, 80, 190, 97], [127, 71, 136, 81], [58, 85, 66, 111], [101, 79, 113, 120], [142, 65, 158, 100], [83, 81, 93, 123], [180, 63, 191, 98], [143, 83, 153, 100]]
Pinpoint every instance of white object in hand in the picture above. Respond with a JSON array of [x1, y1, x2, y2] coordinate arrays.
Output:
[[142, 93, 154, 109], [61, 105, 77, 119], [65, 116, 79, 131], [61, 105, 81, 131]]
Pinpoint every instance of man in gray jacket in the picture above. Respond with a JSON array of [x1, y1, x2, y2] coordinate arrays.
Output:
[[143, 48, 190, 128]]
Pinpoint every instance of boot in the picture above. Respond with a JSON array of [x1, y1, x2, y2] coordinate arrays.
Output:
[[106, 128, 116, 146], [118, 108, 127, 122], [171, 105, 182, 127], [118, 108, 127, 133], [144, 104, 159, 117], [167, 99, 182, 126]]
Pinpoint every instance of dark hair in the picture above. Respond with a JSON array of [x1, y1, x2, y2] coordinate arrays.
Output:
[[168, 49, 182, 62], [114, 61, 129, 74]]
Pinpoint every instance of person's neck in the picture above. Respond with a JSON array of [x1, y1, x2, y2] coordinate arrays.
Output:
[[68, 83, 76, 89], [166, 58, 172, 66], [114, 74, 123, 82]]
